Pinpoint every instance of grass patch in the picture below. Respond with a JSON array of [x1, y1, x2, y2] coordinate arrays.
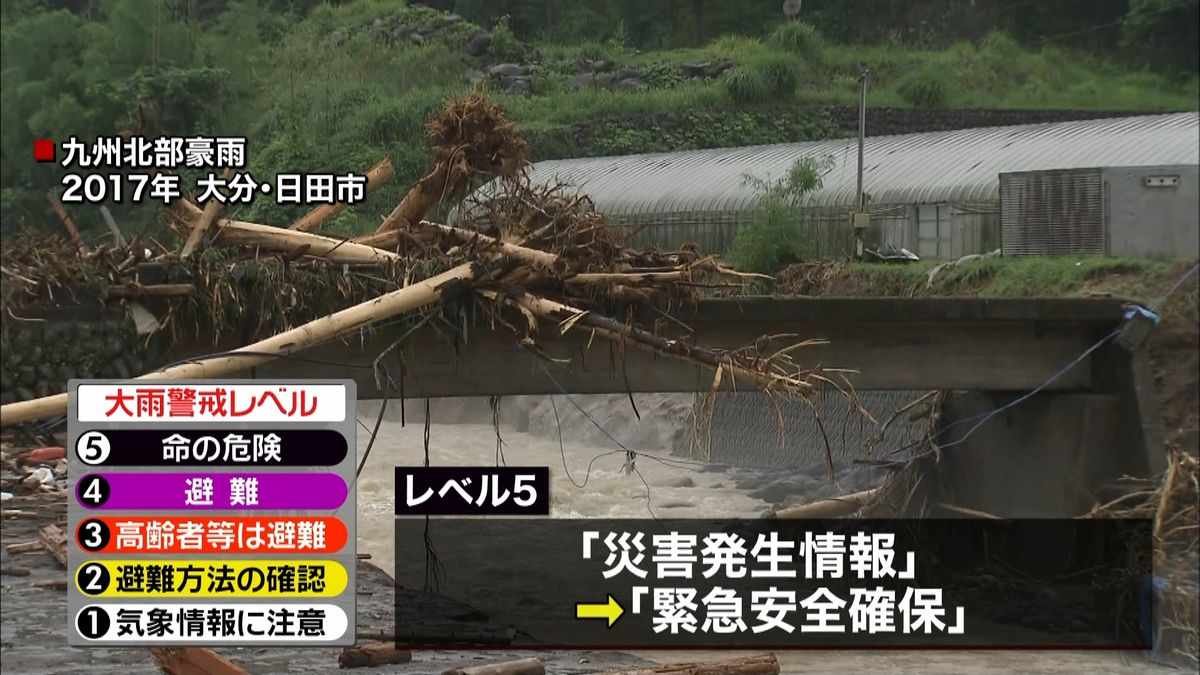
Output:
[[842, 255, 1178, 297]]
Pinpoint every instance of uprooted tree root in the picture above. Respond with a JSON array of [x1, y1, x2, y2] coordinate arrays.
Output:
[[373, 93, 530, 235]]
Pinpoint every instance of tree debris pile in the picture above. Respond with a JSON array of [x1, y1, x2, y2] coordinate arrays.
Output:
[[0, 94, 851, 436], [1084, 448, 1199, 670]]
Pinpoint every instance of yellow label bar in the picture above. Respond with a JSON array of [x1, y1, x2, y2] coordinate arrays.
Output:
[[76, 560, 347, 598]]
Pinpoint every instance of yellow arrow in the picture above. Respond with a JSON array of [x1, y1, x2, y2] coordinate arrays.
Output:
[[576, 594, 624, 627]]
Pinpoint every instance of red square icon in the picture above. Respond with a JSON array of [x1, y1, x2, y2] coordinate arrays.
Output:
[[34, 139, 56, 163]]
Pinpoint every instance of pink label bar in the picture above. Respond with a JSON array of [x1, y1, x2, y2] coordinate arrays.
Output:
[[78, 472, 347, 510]]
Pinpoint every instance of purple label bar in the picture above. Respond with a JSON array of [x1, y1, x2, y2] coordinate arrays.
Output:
[[79, 472, 347, 510]]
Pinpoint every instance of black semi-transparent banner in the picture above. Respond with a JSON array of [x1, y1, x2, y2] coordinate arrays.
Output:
[[393, 518, 1152, 649]]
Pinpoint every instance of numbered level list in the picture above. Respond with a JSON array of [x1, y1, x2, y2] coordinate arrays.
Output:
[[66, 379, 357, 647]]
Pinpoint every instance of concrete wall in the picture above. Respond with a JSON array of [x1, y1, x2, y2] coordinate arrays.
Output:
[[1104, 164, 1200, 258]]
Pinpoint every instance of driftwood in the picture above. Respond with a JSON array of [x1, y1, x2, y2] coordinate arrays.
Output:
[[102, 283, 195, 299], [604, 654, 780, 675], [1, 566, 31, 576], [338, 641, 413, 668], [149, 647, 249, 675], [771, 488, 880, 519], [38, 524, 68, 567], [0, 263, 481, 427], [441, 657, 545, 675], [6, 540, 44, 554], [1, 94, 851, 447], [494, 288, 819, 394], [213, 219, 402, 265], [291, 157, 394, 232], [181, 168, 235, 258]]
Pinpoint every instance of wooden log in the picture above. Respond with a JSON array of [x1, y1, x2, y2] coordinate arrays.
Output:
[[771, 488, 879, 519], [6, 540, 44, 554], [441, 657, 545, 675], [290, 157, 394, 232], [417, 220, 559, 268], [935, 502, 1002, 519], [35, 579, 69, 590], [103, 284, 195, 299], [149, 647, 250, 675], [181, 168, 235, 258], [0, 262, 481, 427], [38, 524, 68, 567], [47, 190, 85, 248], [213, 219, 401, 265], [604, 653, 779, 675], [1, 566, 31, 576], [338, 641, 413, 668], [494, 289, 818, 394], [375, 162, 451, 233]]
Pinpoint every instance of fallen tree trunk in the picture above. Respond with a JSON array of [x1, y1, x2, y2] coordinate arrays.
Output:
[[495, 288, 816, 394], [375, 162, 450, 233], [181, 168, 235, 258], [290, 157, 394, 232], [213, 219, 401, 265], [604, 653, 780, 675], [0, 262, 481, 427], [771, 488, 880, 519]]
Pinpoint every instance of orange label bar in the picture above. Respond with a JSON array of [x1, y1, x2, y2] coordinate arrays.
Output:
[[75, 516, 348, 555]]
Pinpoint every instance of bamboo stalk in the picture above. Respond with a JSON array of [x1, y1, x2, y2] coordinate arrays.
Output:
[[181, 168, 235, 258], [0, 263, 481, 427], [290, 157, 394, 232]]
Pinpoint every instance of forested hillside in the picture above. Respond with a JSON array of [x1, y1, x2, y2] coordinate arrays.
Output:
[[2, 0, 1197, 237]]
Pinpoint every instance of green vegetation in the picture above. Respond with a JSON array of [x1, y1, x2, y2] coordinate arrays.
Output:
[[729, 156, 835, 273], [897, 70, 949, 108], [2, 0, 1196, 239], [769, 21, 824, 60], [847, 255, 1176, 296]]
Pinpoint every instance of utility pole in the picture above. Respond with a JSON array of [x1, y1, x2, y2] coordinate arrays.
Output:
[[856, 64, 868, 212], [852, 64, 870, 259]]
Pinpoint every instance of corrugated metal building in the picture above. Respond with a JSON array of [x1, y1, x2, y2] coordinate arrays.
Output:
[[475, 113, 1198, 260]]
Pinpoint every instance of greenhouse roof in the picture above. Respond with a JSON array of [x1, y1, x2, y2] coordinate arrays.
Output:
[[499, 113, 1199, 216]]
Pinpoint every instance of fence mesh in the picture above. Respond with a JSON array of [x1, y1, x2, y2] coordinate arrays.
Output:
[[689, 389, 933, 471]]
